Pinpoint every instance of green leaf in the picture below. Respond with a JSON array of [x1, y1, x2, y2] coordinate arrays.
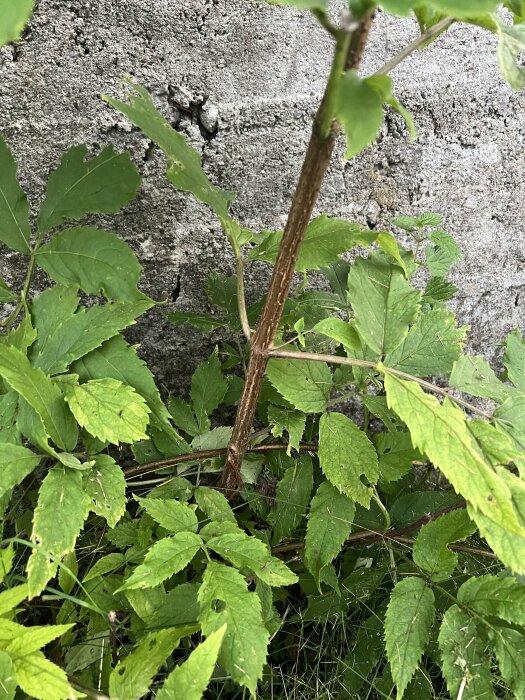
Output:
[[0, 651, 16, 699], [166, 311, 229, 332], [191, 425, 232, 451], [11, 651, 75, 700], [156, 625, 226, 700], [0, 345, 76, 451], [190, 351, 228, 433], [82, 552, 126, 583], [266, 358, 332, 413], [0, 276, 16, 303], [382, 370, 525, 537], [311, 318, 361, 351], [0, 543, 15, 584], [83, 455, 126, 527], [194, 486, 237, 524], [425, 230, 462, 278], [0, 584, 29, 616], [422, 276, 458, 305], [33, 300, 152, 375], [498, 22, 525, 88], [385, 309, 466, 377], [348, 252, 421, 357], [109, 626, 197, 700], [208, 532, 298, 586], [268, 404, 306, 454], [205, 272, 238, 318], [438, 605, 495, 700], [379, 0, 499, 16], [504, 329, 525, 392], [385, 577, 435, 699], [198, 561, 269, 694], [168, 396, 200, 437], [412, 509, 476, 580], [137, 496, 198, 533], [118, 532, 203, 591], [103, 82, 234, 221], [318, 412, 379, 507], [26, 551, 58, 600], [29, 286, 79, 358], [0, 135, 31, 253], [303, 481, 355, 588], [270, 456, 313, 542], [249, 216, 376, 272], [37, 145, 140, 232], [64, 378, 150, 444], [5, 624, 73, 656], [264, 0, 327, 9], [0, 442, 40, 500], [458, 574, 525, 625], [376, 231, 409, 276], [0, 0, 34, 46], [335, 72, 390, 159], [373, 431, 421, 482], [125, 583, 200, 631], [1, 313, 37, 353], [449, 355, 512, 403], [492, 627, 525, 698], [31, 465, 91, 559], [36, 227, 152, 302], [341, 615, 384, 694]]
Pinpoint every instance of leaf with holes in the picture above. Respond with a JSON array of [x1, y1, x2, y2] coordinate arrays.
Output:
[[82, 455, 126, 528]]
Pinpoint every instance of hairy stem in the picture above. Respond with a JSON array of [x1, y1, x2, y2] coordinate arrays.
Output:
[[220, 12, 375, 496]]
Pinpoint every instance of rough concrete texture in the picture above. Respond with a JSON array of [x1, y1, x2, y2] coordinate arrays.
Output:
[[0, 0, 524, 389]]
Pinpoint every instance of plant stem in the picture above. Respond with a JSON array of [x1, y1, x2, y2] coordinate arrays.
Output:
[[374, 16, 455, 76], [220, 12, 375, 495], [269, 349, 494, 420]]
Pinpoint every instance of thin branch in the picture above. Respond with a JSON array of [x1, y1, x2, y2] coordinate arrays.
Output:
[[123, 442, 319, 480], [311, 9, 340, 38], [374, 16, 455, 76], [268, 349, 494, 420], [235, 253, 251, 341]]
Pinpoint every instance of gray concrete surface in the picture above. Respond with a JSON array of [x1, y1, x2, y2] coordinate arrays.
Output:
[[0, 0, 524, 389]]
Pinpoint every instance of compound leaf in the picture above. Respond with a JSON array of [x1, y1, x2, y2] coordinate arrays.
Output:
[[137, 496, 198, 534], [385, 577, 435, 699], [0, 135, 31, 253], [198, 561, 269, 695], [304, 481, 355, 588], [348, 252, 421, 357], [266, 358, 332, 413], [385, 309, 466, 377], [64, 378, 150, 444], [118, 532, 203, 591], [38, 145, 140, 232], [36, 226, 151, 302], [318, 412, 379, 507], [156, 625, 226, 700]]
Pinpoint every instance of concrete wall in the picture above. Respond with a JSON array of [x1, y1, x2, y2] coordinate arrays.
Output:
[[1, 0, 524, 388]]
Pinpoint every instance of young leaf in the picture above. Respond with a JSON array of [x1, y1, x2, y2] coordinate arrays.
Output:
[[137, 496, 198, 534], [438, 605, 495, 700], [498, 21, 525, 89], [457, 574, 525, 626], [270, 456, 313, 542], [384, 309, 466, 377], [249, 216, 376, 272], [0, 135, 31, 253], [194, 486, 237, 524], [266, 358, 332, 413], [64, 378, 150, 444], [156, 625, 226, 700], [0, 345, 77, 451], [0, 442, 40, 500], [412, 509, 476, 581], [198, 560, 269, 695], [348, 252, 421, 357], [503, 329, 525, 392], [109, 626, 197, 700], [207, 532, 298, 586], [11, 651, 75, 700], [303, 481, 355, 588], [382, 370, 525, 537], [190, 351, 228, 433], [103, 81, 234, 221], [118, 532, 203, 591], [31, 465, 91, 561], [422, 276, 458, 305], [33, 301, 152, 375], [268, 404, 306, 454], [425, 230, 462, 278], [36, 227, 152, 302], [37, 145, 140, 232], [385, 577, 435, 699], [449, 355, 512, 403], [82, 455, 126, 528], [335, 72, 391, 159], [318, 412, 379, 507]]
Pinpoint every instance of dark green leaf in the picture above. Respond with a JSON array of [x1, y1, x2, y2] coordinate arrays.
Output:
[[0, 276, 16, 303], [266, 357, 332, 413], [413, 509, 476, 580], [504, 329, 525, 392], [374, 431, 421, 482], [0, 135, 31, 253], [268, 404, 306, 454], [0, 442, 40, 500], [190, 350, 228, 433], [270, 455, 313, 542]]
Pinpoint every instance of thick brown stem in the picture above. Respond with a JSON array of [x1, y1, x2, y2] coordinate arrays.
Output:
[[220, 13, 375, 496]]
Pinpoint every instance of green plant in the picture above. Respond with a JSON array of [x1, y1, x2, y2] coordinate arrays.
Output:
[[1, 0, 525, 698]]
